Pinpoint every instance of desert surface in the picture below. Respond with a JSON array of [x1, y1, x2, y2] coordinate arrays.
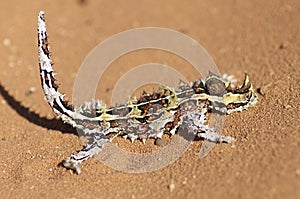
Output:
[[0, 0, 299, 198]]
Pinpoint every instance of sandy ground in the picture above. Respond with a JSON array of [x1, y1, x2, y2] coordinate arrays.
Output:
[[0, 0, 299, 198]]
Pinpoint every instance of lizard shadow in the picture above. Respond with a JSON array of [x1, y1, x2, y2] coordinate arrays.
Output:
[[0, 82, 76, 135]]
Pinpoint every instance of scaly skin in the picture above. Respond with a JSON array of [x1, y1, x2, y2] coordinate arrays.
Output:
[[38, 11, 258, 174]]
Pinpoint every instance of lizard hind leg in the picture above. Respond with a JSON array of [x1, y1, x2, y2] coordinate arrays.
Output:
[[62, 133, 111, 174]]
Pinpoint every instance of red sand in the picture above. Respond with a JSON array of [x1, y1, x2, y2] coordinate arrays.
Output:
[[0, 0, 299, 198]]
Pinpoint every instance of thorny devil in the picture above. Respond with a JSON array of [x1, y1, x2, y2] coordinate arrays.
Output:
[[37, 11, 258, 174]]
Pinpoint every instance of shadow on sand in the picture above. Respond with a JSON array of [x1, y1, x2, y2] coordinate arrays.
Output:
[[0, 82, 76, 135]]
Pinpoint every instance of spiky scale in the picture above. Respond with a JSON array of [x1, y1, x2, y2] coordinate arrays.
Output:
[[37, 11, 258, 174]]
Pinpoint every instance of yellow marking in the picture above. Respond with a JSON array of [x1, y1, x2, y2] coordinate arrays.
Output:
[[98, 105, 113, 123], [192, 84, 255, 106], [160, 86, 179, 110], [127, 97, 142, 119]]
